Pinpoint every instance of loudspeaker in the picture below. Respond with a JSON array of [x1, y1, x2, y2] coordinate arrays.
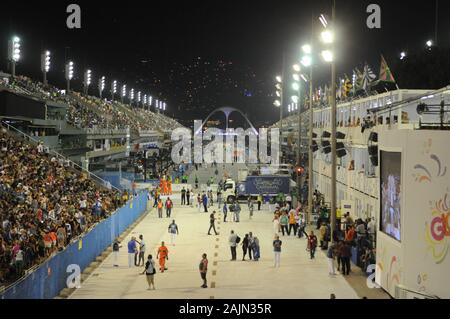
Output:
[[370, 156, 378, 166], [336, 142, 345, 149], [311, 141, 318, 152], [368, 145, 378, 156], [312, 132, 318, 138], [337, 148, 347, 158], [322, 146, 331, 154], [368, 132, 378, 143], [336, 132, 346, 139], [322, 131, 331, 138], [321, 140, 330, 148]]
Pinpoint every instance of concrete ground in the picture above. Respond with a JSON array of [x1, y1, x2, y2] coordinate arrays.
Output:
[[69, 164, 389, 299]]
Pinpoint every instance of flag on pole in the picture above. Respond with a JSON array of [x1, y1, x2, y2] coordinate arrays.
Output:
[[379, 55, 397, 83], [343, 74, 352, 98], [362, 63, 377, 93], [352, 67, 363, 94]]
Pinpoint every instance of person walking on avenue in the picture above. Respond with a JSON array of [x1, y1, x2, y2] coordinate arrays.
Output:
[[181, 187, 186, 205], [229, 230, 239, 261], [279, 212, 289, 236], [273, 235, 282, 268], [248, 232, 254, 260], [241, 234, 249, 261], [319, 223, 327, 249], [197, 193, 202, 212], [112, 239, 121, 267], [141, 254, 156, 290], [288, 210, 297, 236], [186, 189, 191, 206], [136, 234, 146, 266], [253, 236, 260, 261], [168, 220, 179, 246], [308, 231, 318, 259], [249, 199, 254, 219], [257, 194, 262, 211], [202, 192, 209, 213], [165, 197, 173, 218], [157, 241, 169, 272], [327, 242, 337, 276], [223, 203, 228, 222], [208, 211, 218, 235], [199, 253, 208, 288], [340, 241, 352, 276], [217, 189, 222, 209], [273, 215, 280, 235], [195, 175, 199, 189], [127, 237, 137, 268], [157, 198, 163, 218], [234, 201, 241, 222]]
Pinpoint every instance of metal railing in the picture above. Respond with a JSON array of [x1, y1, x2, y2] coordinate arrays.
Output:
[[1, 120, 122, 193]]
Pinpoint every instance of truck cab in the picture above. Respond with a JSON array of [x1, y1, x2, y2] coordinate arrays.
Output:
[[222, 179, 236, 203]]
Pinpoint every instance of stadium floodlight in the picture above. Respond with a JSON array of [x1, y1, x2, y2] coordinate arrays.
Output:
[[291, 95, 299, 104], [274, 100, 281, 107], [293, 73, 300, 82], [300, 74, 308, 82], [319, 14, 328, 28], [293, 64, 301, 72], [321, 30, 334, 44], [83, 69, 92, 95], [163, 102, 166, 111], [276, 91, 281, 97], [275, 75, 282, 83], [302, 44, 312, 55], [98, 76, 105, 98], [65, 61, 74, 91], [41, 51, 51, 85], [400, 51, 406, 60], [288, 104, 291, 113], [8, 36, 21, 77], [137, 91, 141, 105], [301, 55, 312, 67], [111, 80, 117, 100], [121, 84, 126, 103], [292, 82, 300, 91], [143, 94, 147, 106], [129, 88, 135, 105], [148, 96, 153, 110], [321, 50, 333, 62], [155, 99, 159, 111]]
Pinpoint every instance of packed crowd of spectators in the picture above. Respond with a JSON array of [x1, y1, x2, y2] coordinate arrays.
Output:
[[0, 128, 127, 286], [0, 76, 185, 133], [0, 76, 68, 104]]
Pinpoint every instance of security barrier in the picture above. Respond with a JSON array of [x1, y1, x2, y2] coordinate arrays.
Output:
[[0, 191, 148, 299]]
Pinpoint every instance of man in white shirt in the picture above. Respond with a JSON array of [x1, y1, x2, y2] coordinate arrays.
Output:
[[168, 220, 179, 246]]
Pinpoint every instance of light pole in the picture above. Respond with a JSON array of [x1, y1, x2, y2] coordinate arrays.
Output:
[[83, 69, 92, 95], [111, 80, 117, 101], [320, 1, 337, 242], [7, 36, 21, 77], [41, 51, 51, 85], [65, 61, 74, 92], [129, 88, 135, 107], [143, 94, 147, 109], [121, 84, 126, 103], [274, 75, 283, 155], [98, 76, 105, 99], [148, 96, 153, 111], [137, 91, 142, 107]]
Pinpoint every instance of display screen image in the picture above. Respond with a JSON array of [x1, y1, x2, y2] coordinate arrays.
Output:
[[380, 151, 402, 241]]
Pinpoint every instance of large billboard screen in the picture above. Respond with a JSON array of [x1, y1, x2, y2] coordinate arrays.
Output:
[[380, 151, 402, 241]]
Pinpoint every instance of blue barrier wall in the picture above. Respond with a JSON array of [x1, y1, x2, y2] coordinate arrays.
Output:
[[0, 191, 148, 299]]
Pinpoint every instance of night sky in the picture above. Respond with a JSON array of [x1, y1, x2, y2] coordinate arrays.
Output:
[[0, 0, 448, 127]]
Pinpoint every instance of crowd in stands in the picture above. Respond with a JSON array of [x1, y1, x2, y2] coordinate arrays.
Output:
[[0, 75, 184, 133], [0, 128, 128, 286]]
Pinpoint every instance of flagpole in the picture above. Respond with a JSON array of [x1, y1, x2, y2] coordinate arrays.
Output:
[[308, 13, 314, 225]]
